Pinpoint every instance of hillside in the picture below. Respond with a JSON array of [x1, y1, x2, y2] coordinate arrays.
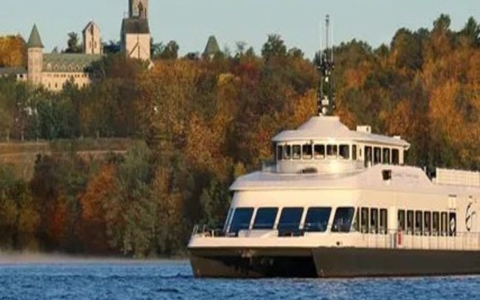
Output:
[[0, 138, 135, 179]]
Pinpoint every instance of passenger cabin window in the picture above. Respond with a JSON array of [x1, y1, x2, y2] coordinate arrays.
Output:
[[332, 207, 355, 233], [449, 212, 456, 236], [370, 208, 378, 234], [302, 144, 313, 160], [229, 208, 254, 234], [292, 145, 301, 160], [223, 208, 234, 232], [304, 207, 331, 232], [278, 207, 303, 235], [383, 148, 391, 164], [326, 145, 338, 158], [339, 145, 350, 159], [352, 145, 357, 160], [379, 209, 388, 234], [392, 149, 400, 165], [253, 208, 278, 230], [441, 212, 448, 236], [415, 211, 423, 235], [398, 210, 406, 231], [314, 145, 325, 159], [361, 207, 369, 233], [432, 212, 439, 235], [424, 211, 431, 236], [407, 210, 414, 234]]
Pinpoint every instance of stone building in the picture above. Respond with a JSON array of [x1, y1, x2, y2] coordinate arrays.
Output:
[[0, 0, 152, 91]]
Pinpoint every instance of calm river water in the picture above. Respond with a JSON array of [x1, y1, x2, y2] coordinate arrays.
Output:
[[0, 259, 479, 300]]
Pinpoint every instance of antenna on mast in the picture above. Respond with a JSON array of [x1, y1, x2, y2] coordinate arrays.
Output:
[[317, 14, 336, 116]]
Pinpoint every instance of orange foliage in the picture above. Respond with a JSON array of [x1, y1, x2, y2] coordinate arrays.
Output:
[[0, 35, 26, 67]]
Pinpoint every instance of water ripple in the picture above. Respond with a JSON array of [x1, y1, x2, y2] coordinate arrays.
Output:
[[0, 261, 479, 300]]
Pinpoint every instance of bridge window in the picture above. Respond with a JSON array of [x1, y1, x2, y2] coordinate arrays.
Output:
[[379, 209, 388, 234], [432, 212, 439, 235], [392, 149, 400, 164], [374, 147, 382, 164], [364, 146, 372, 167], [383, 148, 391, 164], [314, 144, 325, 159], [332, 207, 355, 233], [326, 145, 337, 158], [302, 144, 312, 160], [407, 210, 414, 234], [229, 208, 253, 234], [339, 145, 350, 159], [253, 208, 278, 230], [415, 211, 423, 235], [277, 145, 283, 161], [283, 145, 291, 160], [292, 145, 301, 160], [424, 211, 431, 236], [398, 210, 406, 231], [278, 207, 303, 235], [304, 207, 331, 232]]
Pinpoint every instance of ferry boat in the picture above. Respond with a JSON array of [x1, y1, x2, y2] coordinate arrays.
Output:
[[187, 18, 480, 278]]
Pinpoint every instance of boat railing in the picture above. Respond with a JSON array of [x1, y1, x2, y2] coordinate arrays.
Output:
[[192, 222, 331, 238], [361, 230, 480, 251], [192, 224, 480, 251]]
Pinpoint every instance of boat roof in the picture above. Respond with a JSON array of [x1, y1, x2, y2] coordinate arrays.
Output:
[[272, 116, 410, 148], [230, 165, 480, 196]]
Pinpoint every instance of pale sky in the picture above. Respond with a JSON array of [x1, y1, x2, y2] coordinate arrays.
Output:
[[1, 0, 479, 57]]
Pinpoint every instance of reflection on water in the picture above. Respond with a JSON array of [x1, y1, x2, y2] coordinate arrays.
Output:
[[0, 259, 479, 300]]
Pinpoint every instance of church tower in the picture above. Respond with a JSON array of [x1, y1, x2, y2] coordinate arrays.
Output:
[[129, 0, 148, 19], [27, 24, 44, 86], [121, 0, 151, 61], [83, 22, 102, 55]]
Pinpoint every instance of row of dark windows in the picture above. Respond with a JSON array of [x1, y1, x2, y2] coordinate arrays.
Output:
[[277, 144, 356, 161], [226, 206, 355, 236], [397, 210, 456, 236], [276, 144, 401, 166], [364, 146, 400, 166], [356, 207, 389, 235]]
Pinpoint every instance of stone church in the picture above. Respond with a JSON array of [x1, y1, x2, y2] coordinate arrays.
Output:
[[0, 0, 152, 91]]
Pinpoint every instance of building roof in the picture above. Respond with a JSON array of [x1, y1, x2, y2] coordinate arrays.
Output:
[[122, 18, 150, 34], [43, 54, 102, 73], [0, 67, 27, 76], [82, 21, 99, 33], [203, 35, 220, 56], [27, 24, 44, 48]]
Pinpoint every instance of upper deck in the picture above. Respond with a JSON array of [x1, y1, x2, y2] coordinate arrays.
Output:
[[267, 116, 410, 175]]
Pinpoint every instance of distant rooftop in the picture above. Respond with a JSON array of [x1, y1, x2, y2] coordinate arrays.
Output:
[[43, 54, 102, 72], [203, 35, 220, 57]]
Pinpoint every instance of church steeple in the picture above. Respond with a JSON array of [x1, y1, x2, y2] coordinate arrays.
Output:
[[129, 0, 148, 19], [27, 24, 44, 49]]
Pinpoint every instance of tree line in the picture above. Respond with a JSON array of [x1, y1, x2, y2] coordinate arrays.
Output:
[[0, 15, 479, 257]]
